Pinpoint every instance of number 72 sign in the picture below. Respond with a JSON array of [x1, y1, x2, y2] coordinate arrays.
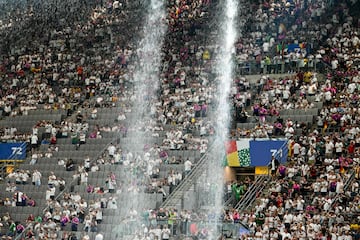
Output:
[[0, 143, 27, 159], [11, 147, 23, 156]]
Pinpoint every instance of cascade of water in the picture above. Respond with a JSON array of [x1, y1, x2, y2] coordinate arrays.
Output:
[[117, 0, 167, 237], [203, 0, 239, 238]]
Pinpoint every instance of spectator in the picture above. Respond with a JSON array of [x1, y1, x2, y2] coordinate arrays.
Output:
[[184, 158, 193, 176], [31, 169, 42, 187]]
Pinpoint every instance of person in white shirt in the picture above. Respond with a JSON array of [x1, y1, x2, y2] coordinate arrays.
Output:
[[107, 197, 117, 209], [308, 82, 317, 95], [152, 225, 162, 240], [91, 108, 98, 119], [283, 211, 293, 230], [263, 42, 270, 53], [30, 152, 39, 165], [325, 140, 334, 158], [335, 141, 344, 157], [300, 164, 310, 177], [284, 125, 294, 138], [284, 199, 293, 211], [293, 212, 304, 223], [331, 58, 339, 70], [107, 143, 116, 158], [32, 170, 42, 187], [45, 186, 55, 201], [324, 90, 332, 106], [184, 159, 193, 175], [293, 142, 301, 158], [31, 133, 38, 152], [269, 229, 279, 240], [351, 181, 359, 193], [336, 179, 344, 194], [48, 172, 57, 187], [282, 88, 291, 102], [83, 216, 92, 232], [174, 171, 181, 182], [281, 228, 292, 239], [79, 132, 86, 145], [323, 197, 332, 211], [162, 225, 171, 240], [287, 166, 296, 179], [254, 227, 263, 240], [21, 171, 29, 184], [80, 170, 88, 185], [296, 196, 305, 211], [268, 202, 278, 215], [320, 178, 329, 196], [94, 233, 103, 240]]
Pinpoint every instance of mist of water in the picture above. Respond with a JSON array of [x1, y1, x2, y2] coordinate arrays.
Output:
[[117, 0, 167, 237], [204, 0, 239, 238]]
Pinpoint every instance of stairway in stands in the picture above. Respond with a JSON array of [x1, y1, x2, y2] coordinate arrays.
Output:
[[160, 139, 221, 209], [235, 175, 270, 211]]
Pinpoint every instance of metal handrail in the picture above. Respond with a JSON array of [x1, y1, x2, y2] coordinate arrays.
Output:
[[235, 175, 269, 210], [161, 138, 221, 208], [234, 176, 263, 209], [243, 177, 268, 210], [224, 195, 235, 208]]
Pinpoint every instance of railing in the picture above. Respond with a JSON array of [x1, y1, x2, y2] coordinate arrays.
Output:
[[224, 195, 235, 208], [111, 217, 249, 239], [235, 175, 269, 210], [161, 138, 221, 209], [235, 58, 333, 76]]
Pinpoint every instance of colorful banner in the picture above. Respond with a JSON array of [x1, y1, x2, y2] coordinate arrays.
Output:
[[225, 139, 287, 167], [225, 141, 239, 167], [0, 142, 27, 159]]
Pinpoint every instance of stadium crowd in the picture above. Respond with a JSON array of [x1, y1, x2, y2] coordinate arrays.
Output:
[[0, 0, 358, 239]]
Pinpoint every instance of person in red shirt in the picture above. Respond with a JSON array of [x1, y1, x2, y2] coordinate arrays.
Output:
[[77, 66, 83, 80], [348, 140, 355, 156]]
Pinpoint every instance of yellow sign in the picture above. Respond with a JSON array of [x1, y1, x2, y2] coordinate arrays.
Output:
[[6, 166, 14, 174], [255, 166, 269, 175], [227, 152, 240, 167]]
